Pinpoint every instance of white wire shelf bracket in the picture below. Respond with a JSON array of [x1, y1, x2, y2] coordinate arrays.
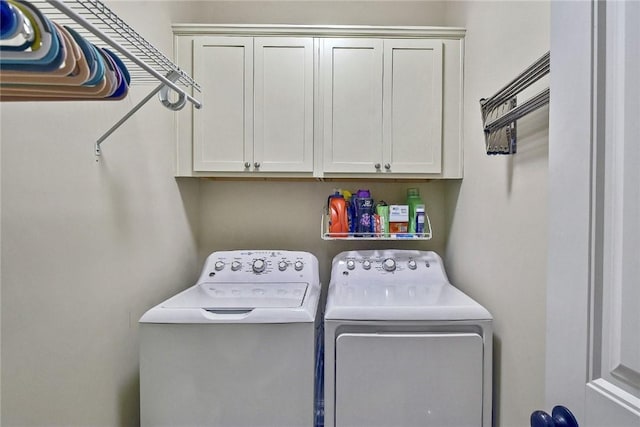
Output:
[[321, 213, 432, 241], [31, 0, 202, 154]]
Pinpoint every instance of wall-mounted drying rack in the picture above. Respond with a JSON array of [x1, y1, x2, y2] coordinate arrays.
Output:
[[480, 51, 549, 155], [6, 0, 202, 155]]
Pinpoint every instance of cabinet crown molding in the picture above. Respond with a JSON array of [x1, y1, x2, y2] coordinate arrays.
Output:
[[172, 24, 466, 39]]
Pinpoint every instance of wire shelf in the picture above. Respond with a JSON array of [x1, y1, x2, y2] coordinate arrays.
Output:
[[321, 212, 432, 241], [10, 0, 203, 153], [31, 0, 199, 90]]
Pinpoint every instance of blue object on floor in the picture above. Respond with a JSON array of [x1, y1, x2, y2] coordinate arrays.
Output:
[[552, 406, 579, 427], [531, 410, 555, 427], [531, 405, 579, 427]]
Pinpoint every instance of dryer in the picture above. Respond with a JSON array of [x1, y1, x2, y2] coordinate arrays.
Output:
[[140, 250, 321, 427], [324, 250, 492, 427]]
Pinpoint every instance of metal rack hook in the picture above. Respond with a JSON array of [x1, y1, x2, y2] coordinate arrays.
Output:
[[158, 83, 187, 111], [95, 70, 184, 156]]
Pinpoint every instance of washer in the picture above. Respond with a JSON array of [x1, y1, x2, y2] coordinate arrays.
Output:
[[324, 250, 493, 427], [139, 250, 321, 427]]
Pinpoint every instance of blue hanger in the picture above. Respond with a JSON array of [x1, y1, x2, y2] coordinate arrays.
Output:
[[0, 1, 19, 39], [102, 48, 129, 99], [0, 0, 61, 71], [0, 0, 34, 50], [63, 26, 106, 87]]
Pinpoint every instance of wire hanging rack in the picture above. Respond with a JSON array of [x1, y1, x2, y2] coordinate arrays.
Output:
[[25, 0, 202, 154]]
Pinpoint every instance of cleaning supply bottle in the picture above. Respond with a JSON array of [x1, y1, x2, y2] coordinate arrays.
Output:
[[354, 189, 374, 236], [341, 190, 355, 235], [376, 201, 389, 237], [328, 191, 348, 237], [407, 188, 425, 235], [415, 206, 426, 235]]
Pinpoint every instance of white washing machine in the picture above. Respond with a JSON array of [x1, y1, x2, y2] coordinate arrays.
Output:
[[139, 250, 321, 427], [324, 250, 493, 427]]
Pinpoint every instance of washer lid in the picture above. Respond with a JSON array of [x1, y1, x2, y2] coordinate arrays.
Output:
[[163, 282, 308, 309], [140, 281, 319, 324], [324, 281, 492, 321]]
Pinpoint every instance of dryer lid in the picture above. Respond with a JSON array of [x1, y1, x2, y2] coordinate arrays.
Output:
[[324, 281, 492, 321]]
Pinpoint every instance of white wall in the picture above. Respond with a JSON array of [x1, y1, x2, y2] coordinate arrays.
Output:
[[0, 3, 203, 425], [198, 180, 449, 287], [181, 1, 448, 26], [1, 1, 550, 425], [444, 2, 550, 426]]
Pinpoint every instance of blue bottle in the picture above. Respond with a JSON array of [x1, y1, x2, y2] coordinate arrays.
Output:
[[341, 190, 356, 234], [354, 189, 374, 236]]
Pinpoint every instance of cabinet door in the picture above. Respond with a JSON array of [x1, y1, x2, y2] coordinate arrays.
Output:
[[322, 39, 383, 173], [383, 39, 443, 174], [254, 38, 314, 172], [193, 37, 253, 172]]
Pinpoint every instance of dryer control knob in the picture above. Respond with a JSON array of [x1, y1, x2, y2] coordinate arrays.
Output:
[[214, 261, 225, 271], [346, 260, 356, 270], [278, 261, 288, 271], [408, 260, 417, 270], [252, 259, 266, 273], [362, 260, 372, 270], [382, 258, 396, 272], [231, 261, 242, 271], [294, 261, 304, 271]]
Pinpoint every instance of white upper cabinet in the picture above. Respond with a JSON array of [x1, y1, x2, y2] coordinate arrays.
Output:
[[254, 38, 314, 173], [383, 40, 443, 174], [193, 37, 253, 172], [192, 36, 314, 173], [322, 38, 443, 175], [321, 39, 384, 173], [174, 25, 464, 178]]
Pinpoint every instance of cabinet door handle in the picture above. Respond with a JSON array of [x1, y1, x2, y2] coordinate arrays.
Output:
[[374, 163, 381, 169], [244, 162, 251, 169], [384, 163, 391, 170], [254, 162, 261, 168]]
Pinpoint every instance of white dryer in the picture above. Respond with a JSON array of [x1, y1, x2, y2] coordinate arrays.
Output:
[[324, 250, 492, 427], [139, 250, 321, 427]]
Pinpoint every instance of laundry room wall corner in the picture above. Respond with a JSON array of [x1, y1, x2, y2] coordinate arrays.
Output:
[[444, 1, 550, 426], [0, 1, 205, 425]]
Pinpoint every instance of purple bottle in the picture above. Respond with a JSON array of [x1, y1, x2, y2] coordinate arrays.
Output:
[[354, 189, 374, 236]]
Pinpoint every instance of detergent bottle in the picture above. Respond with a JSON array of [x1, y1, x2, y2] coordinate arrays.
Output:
[[341, 190, 355, 235], [407, 188, 425, 235], [354, 189, 374, 236], [328, 190, 348, 237]]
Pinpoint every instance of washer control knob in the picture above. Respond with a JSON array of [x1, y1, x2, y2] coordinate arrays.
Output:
[[214, 261, 225, 271], [346, 260, 356, 270], [362, 260, 372, 270], [382, 258, 396, 272], [408, 259, 417, 270], [252, 259, 266, 273], [278, 261, 288, 271], [294, 261, 304, 271], [231, 261, 242, 271]]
